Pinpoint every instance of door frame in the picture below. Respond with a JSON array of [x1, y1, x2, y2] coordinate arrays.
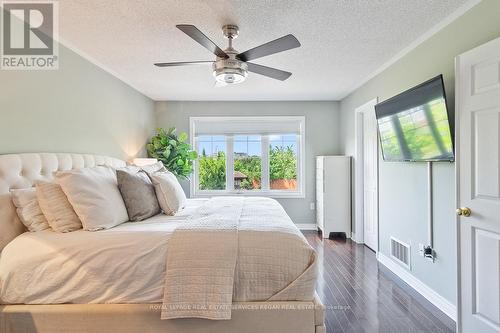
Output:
[[455, 54, 463, 333], [354, 98, 379, 251]]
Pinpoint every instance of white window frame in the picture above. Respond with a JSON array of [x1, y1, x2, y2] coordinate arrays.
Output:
[[190, 116, 305, 199]]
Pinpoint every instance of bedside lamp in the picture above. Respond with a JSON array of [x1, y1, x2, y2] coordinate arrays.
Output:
[[131, 158, 158, 167]]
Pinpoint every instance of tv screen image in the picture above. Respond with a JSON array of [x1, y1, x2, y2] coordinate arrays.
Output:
[[375, 75, 454, 162]]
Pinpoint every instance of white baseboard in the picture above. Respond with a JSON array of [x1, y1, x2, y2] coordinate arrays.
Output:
[[296, 224, 317, 231], [377, 252, 457, 321], [350, 232, 364, 244]]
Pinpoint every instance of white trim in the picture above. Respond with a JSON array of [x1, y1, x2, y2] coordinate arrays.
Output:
[[350, 232, 363, 244], [377, 252, 457, 321], [191, 190, 306, 199], [226, 135, 235, 191], [189, 116, 305, 134], [261, 135, 271, 191], [296, 224, 317, 231], [454, 52, 463, 333], [189, 120, 197, 197], [189, 116, 306, 199], [354, 98, 379, 250], [340, 0, 482, 100]]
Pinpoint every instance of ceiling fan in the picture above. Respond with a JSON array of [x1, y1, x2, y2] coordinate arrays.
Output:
[[154, 24, 301, 86]]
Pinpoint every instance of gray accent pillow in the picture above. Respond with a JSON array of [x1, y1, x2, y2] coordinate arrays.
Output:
[[116, 169, 160, 221]]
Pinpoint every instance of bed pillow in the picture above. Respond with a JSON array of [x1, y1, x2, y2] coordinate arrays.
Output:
[[10, 188, 50, 232], [36, 181, 82, 232], [55, 166, 129, 231], [141, 161, 167, 175], [149, 171, 187, 215], [116, 168, 160, 221]]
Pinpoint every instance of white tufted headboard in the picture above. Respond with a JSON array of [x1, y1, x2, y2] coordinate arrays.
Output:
[[0, 153, 126, 251]]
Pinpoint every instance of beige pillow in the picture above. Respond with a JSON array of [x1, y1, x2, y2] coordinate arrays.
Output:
[[55, 166, 129, 231], [10, 188, 50, 232], [149, 171, 187, 215], [141, 161, 167, 175], [36, 182, 82, 233]]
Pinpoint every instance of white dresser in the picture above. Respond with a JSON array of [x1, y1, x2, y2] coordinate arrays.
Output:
[[316, 156, 351, 238]]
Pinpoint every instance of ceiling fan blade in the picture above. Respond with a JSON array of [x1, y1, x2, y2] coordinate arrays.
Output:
[[176, 25, 228, 59], [154, 61, 213, 67], [237, 34, 300, 62], [246, 62, 292, 81]]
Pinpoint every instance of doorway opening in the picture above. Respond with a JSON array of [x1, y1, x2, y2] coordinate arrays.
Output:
[[354, 98, 379, 252]]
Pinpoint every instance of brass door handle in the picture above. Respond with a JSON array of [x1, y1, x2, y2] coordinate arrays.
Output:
[[456, 207, 471, 217]]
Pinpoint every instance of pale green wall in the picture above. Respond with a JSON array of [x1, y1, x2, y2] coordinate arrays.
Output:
[[0, 43, 155, 161], [339, 0, 500, 304], [155, 101, 340, 225]]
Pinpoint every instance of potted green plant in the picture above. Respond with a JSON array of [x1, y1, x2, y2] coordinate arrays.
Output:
[[146, 127, 198, 179]]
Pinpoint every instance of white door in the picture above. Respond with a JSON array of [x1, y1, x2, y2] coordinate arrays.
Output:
[[316, 157, 324, 231], [355, 99, 379, 251], [457, 36, 500, 333], [363, 106, 378, 251]]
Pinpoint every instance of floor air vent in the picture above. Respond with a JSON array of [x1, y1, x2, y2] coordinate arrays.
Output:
[[390, 237, 410, 269]]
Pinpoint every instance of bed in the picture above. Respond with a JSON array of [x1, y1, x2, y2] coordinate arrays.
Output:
[[0, 153, 325, 333]]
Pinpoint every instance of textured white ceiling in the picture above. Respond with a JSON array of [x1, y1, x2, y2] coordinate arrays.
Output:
[[58, 0, 470, 101]]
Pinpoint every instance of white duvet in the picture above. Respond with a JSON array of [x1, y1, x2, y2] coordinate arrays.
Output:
[[0, 198, 317, 307], [0, 199, 207, 304]]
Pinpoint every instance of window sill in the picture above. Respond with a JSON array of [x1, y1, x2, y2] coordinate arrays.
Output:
[[191, 190, 305, 199]]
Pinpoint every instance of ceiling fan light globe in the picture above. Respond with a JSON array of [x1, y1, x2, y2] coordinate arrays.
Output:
[[214, 72, 247, 84]]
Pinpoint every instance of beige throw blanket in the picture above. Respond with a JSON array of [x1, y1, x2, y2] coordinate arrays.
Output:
[[161, 197, 317, 320], [161, 197, 243, 320]]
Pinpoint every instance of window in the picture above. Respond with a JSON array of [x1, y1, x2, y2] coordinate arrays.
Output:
[[191, 116, 305, 198], [269, 134, 298, 191], [234, 135, 261, 190], [198, 135, 226, 190]]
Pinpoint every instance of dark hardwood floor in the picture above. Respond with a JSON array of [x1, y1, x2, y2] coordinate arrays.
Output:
[[303, 231, 455, 333]]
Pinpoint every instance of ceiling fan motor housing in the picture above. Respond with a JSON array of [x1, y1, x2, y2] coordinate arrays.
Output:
[[211, 25, 248, 84]]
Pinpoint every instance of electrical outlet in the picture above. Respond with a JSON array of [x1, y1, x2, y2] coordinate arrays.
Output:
[[309, 202, 315, 210], [418, 243, 436, 262]]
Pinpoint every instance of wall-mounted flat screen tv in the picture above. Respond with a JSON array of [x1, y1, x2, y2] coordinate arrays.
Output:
[[375, 75, 454, 162]]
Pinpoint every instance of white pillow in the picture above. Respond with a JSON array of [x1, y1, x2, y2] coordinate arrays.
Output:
[[55, 166, 129, 231], [149, 171, 187, 215], [36, 181, 82, 233], [141, 161, 167, 175], [10, 188, 50, 232]]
